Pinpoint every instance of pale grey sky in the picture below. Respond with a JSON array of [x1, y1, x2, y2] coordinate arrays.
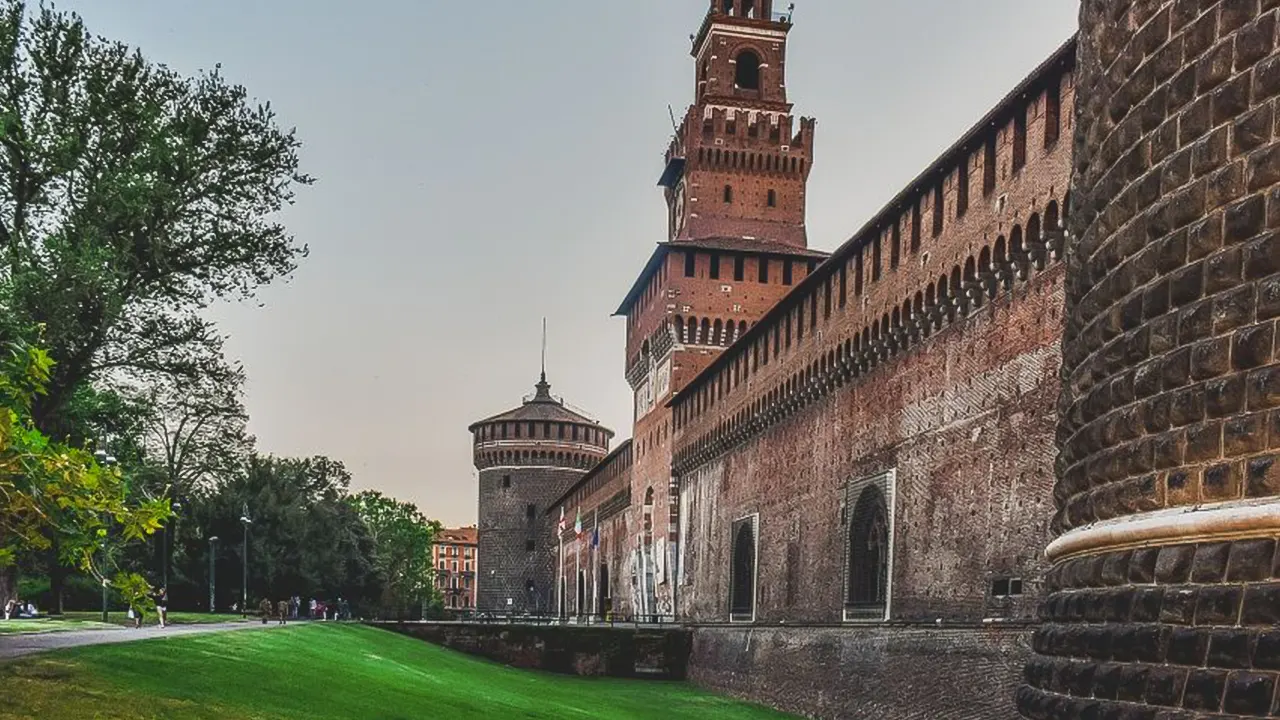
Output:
[[61, 1, 1080, 526]]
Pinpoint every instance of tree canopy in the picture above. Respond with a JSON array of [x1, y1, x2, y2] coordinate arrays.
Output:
[[0, 0, 311, 438]]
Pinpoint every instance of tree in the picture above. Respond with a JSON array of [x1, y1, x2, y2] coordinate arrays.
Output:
[[177, 454, 382, 612], [0, 338, 170, 609], [349, 490, 441, 615], [0, 1, 311, 441]]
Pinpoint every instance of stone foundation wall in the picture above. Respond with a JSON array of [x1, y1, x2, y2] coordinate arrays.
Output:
[[689, 624, 1032, 720], [372, 621, 692, 680]]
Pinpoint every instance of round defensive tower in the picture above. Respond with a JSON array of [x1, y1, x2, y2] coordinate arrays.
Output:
[[1021, 3, 1280, 718], [470, 373, 612, 614]]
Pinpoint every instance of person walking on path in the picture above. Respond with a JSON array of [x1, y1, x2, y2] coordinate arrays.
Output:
[[258, 597, 273, 624], [153, 587, 169, 629], [276, 599, 288, 625]]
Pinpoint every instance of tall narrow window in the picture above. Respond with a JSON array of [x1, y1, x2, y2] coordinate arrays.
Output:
[[872, 234, 882, 282], [723, 185, 733, 203], [734, 51, 761, 91], [1013, 107, 1027, 171], [932, 185, 944, 236], [983, 136, 997, 196], [911, 201, 922, 253], [846, 485, 889, 619], [890, 221, 901, 269], [1045, 80, 1061, 147], [797, 304, 805, 340], [758, 256, 770, 283], [729, 517, 757, 622], [767, 189, 777, 207], [710, 253, 721, 280], [685, 251, 696, 278], [783, 260, 793, 285], [855, 250, 864, 295], [839, 263, 848, 307], [733, 255, 744, 282], [957, 157, 970, 217]]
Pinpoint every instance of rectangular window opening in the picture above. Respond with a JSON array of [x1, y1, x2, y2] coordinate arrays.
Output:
[[1045, 80, 1061, 148], [758, 256, 770, 283], [957, 158, 970, 217], [710, 253, 721, 280], [890, 221, 901, 269], [983, 136, 997, 196], [783, 260, 793, 286], [1013, 108, 1027, 172], [911, 201, 922, 253], [932, 185, 944, 236], [685, 251, 696, 278], [733, 254, 744, 282]]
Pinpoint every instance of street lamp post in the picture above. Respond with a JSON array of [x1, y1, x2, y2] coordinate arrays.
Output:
[[239, 505, 252, 619], [208, 536, 219, 614], [164, 501, 182, 591], [94, 450, 117, 624]]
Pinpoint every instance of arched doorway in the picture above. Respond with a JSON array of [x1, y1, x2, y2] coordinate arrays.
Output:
[[576, 569, 586, 617], [846, 485, 889, 619], [729, 518, 756, 621], [598, 563, 610, 618]]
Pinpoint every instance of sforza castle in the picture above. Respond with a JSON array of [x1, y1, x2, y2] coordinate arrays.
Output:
[[470, 1, 1280, 718]]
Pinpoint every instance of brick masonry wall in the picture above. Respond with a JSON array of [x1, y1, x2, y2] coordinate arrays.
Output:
[[689, 624, 1032, 720], [677, 265, 1065, 624], [477, 465, 584, 613], [1019, 2, 1280, 719]]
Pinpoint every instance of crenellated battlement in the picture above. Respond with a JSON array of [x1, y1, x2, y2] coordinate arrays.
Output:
[[669, 37, 1076, 472]]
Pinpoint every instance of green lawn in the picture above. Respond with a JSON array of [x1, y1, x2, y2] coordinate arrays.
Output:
[[59, 611, 249, 628], [0, 617, 117, 635], [0, 623, 791, 719]]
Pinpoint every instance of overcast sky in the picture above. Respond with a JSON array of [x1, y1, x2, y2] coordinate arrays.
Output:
[[60, 1, 1080, 527]]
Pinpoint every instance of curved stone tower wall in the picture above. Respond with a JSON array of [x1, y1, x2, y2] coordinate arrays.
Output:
[[1021, 2, 1280, 718]]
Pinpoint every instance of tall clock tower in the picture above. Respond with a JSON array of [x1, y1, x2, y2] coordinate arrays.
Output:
[[613, 0, 822, 619], [660, 0, 815, 248]]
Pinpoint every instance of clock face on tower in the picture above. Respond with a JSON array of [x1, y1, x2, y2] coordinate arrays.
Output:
[[673, 182, 687, 238]]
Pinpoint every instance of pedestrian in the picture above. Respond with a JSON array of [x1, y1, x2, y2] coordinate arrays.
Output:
[[309, 597, 316, 619], [154, 586, 169, 628], [258, 597, 272, 624], [276, 599, 288, 625], [130, 598, 144, 629]]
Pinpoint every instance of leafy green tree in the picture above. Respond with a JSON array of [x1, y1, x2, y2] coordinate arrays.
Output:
[[348, 490, 441, 615], [175, 454, 382, 612], [0, 338, 170, 609], [0, 0, 311, 441]]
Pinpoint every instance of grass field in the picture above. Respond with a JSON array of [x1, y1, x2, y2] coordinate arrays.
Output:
[[0, 617, 117, 635], [0, 612, 246, 636], [0, 623, 791, 719], [60, 611, 249, 627]]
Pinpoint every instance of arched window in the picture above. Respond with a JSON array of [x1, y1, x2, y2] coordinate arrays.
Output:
[[722, 0, 734, 13], [729, 518, 756, 621], [734, 51, 761, 91], [643, 487, 655, 542], [742, 0, 755, 17], [847, 485, 889, 615]]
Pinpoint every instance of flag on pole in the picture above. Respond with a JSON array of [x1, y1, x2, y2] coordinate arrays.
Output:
[[591, 526, 599, 549], [574, 507, 583, 538], [558, 506, 566, 533]]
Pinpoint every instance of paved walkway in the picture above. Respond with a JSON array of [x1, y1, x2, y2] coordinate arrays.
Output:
[[0, 621, 290, 659]]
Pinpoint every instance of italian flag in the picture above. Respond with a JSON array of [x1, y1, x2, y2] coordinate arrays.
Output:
[[574, 508, 583, 538], [558, 506, 567, 533]]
